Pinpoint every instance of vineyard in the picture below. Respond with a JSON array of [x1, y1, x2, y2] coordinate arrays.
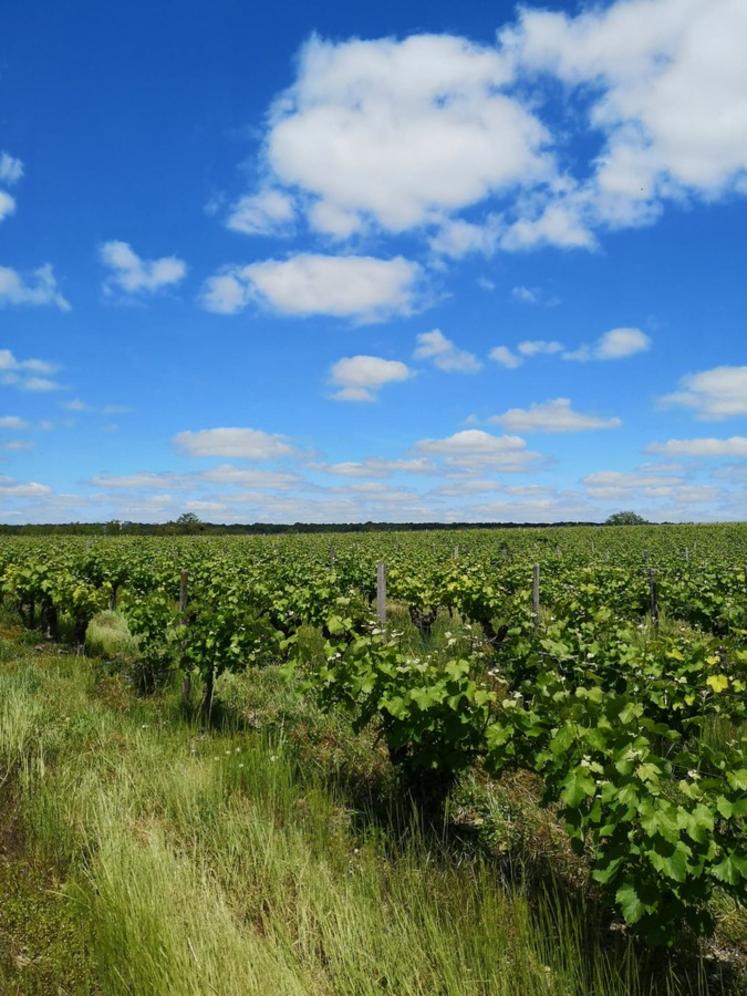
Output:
[[1, 523, 747, 993]]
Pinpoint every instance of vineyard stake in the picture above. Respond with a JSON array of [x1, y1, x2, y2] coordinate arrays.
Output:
[[179, 570, 189, 617], [648, 567, 659, 624], [376, 563, 387, 623], [532, 563, 540, 633], [179, 570, 191, 708]]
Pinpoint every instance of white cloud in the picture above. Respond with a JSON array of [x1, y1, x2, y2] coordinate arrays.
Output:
[[489, 345, 523, 369], [646, 436, 747, 458], [0, 191, 16, 222], [500, 201, 596, 250], [201, 254, 423, 322], [62, 398, 91, 412], [0, 476, 51, 498], [660, 366, 747, 420], [415, 429, 539, 470], [199, 271, 252, 315], [517, 339, 563, 357], [318, 457, 435, 477], [564, 327, 651, 361], [1, 439, 33, 452], [329, 355, 412, 402], [0, 349, 63, 392], [100, 240, 187, 295], [512, 285, 539, 304], [225, 188, 295, 235], [0, 264, 70, 310], [582, 467, 717, 505], [173, 427, 296, 460], [91, 472, 190, 491], [490, 398, 621, 432], [260, 34, 552, 236], [502, 0, 747, 218], [0, 153, 23, 184], [429, 216, 502, 258], [201, 464, 299, 489], [215, 4, 747, 263], [19, 377, 62, 393], [413, 329, 482, 373], [0, 416, 28, 429]]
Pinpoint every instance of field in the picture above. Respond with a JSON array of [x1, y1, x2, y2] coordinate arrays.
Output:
[[1, 523, 746, 994]]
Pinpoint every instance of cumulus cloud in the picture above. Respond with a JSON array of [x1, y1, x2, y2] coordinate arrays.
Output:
[[201, 254, 423, 322], [225, 188, 296, 235], [564, 327, 651, 361], [329, 355, 412, 402], [261, 34, 552, 236], [501, 0, 747, 225], [215, 2, 747, 262], [0, 153, 23, 184], [660, 366, 747, 420], [100, 241, 187, 295], [413, 330, 482, 373], [416, 429, 540, 470], [173, 427, 296, 460], [0, 264, 70, 310], [0, 190, 16, 223], [0, 349, 63, 391], [489, 345, 523, 369], [490, 398, 621, 432], [646, 436, 747, 458]]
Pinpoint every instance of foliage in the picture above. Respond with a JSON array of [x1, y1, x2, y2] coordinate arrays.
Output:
[[606, 511, 649, 525]]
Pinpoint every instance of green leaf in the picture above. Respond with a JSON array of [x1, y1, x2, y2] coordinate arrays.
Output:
[[616, 882, 645, 925]]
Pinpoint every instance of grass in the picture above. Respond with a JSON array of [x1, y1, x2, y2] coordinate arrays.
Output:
[[84, 609, 138, 661], [0, 624, 742, 994]]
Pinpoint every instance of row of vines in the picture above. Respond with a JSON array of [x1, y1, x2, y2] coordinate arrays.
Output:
[[1, 524, 746, 946]]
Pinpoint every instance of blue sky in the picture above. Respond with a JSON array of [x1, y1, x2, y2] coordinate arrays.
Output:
[[1, 0, 746, 523]]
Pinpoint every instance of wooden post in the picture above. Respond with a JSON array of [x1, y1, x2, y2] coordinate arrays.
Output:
[[179, 570, 189, 617], [179, 571, 191, 709], [376, 563, 387, 623], [532, 563, 540, 633], [648, 568, 659, 623], [644, 549, 650, 566], [453, 545, 459, 559], [109, 583, 118, 611]]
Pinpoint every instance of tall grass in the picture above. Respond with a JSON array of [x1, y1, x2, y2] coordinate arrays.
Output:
[[0, 650, 732, 995]]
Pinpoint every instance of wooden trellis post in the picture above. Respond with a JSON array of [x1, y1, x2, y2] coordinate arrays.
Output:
[[376, 563, 387, 623], [648, 567, 659, 624], [532, 563, 541, 633], [179, 570, 191, 708]]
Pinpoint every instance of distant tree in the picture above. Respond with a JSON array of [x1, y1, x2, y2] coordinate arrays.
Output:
[[174, 512, 204, 534], [605, 511, 648, 525]]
